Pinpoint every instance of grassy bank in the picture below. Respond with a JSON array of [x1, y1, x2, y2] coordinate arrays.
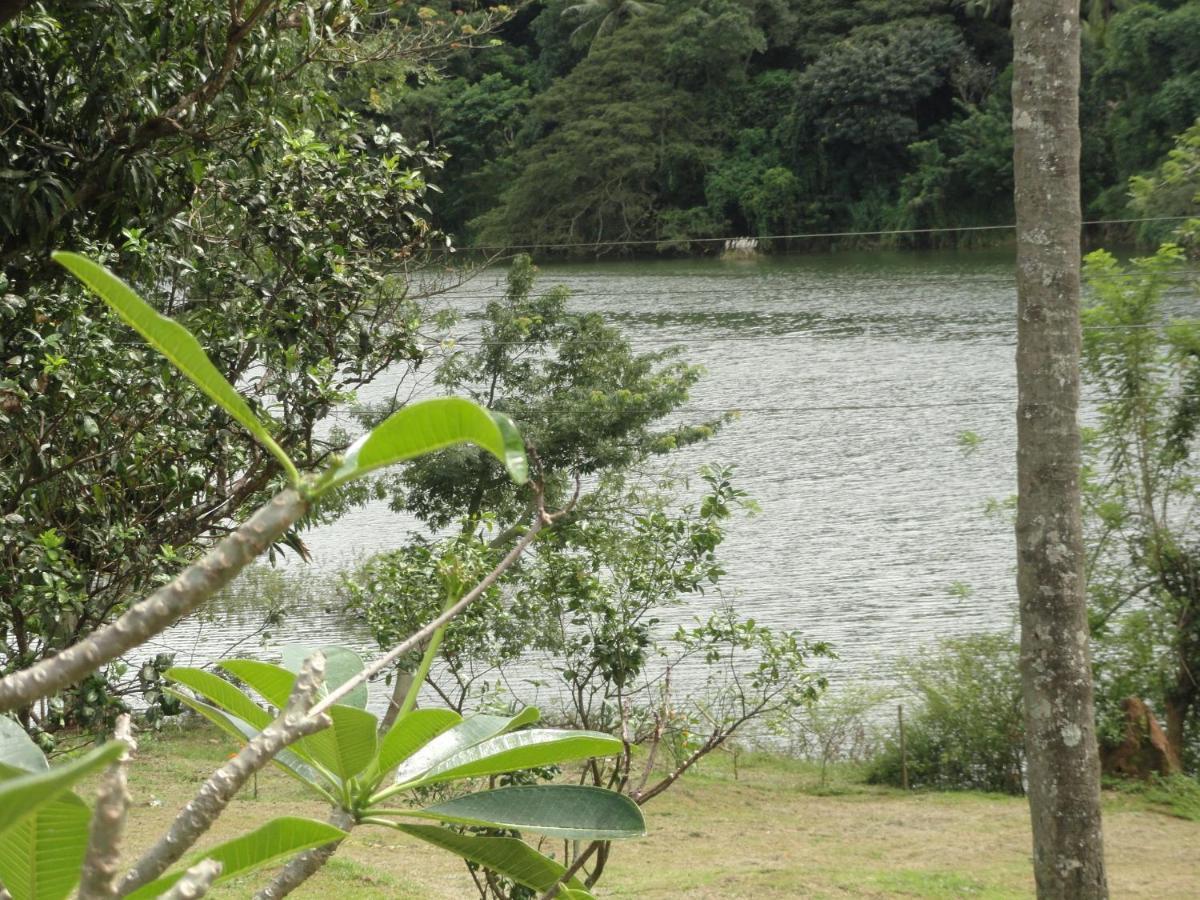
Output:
[[108, 723, 1199, 899]]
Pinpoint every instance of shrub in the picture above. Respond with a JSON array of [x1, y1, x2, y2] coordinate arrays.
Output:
[[868, 633, 1025, 794]]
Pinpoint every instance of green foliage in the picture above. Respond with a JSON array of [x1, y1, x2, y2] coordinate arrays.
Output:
[[391, 254, 717, 529], [0, 773, 90, 900], [0, 0, 477, 728], [390, 824, 588, 895], [167, 646, 642, 894], [123, 818, 350, 900], [1129, 117, 1200, 251], [1143, 774, 1200, 822], [371, 0, 1200, 251], [1079, 243, 1200, 770], [868, 634, 1025, 794], [0, 731, 124, 900], [1086, 2, 1200, 218], [344, 462, 831, 893], [0, 742, 124, 835], [412, 784, 643, 839], [328, 398, 528, 492], [52, 252, 298, 484]]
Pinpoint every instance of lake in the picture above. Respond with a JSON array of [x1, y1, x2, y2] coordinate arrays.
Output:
[[168, 248, 1053, 709]]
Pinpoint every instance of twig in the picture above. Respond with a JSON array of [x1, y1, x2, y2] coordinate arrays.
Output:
[[119, 653, 330, 895], [0, 490, 308, 713], [156, 859, 222, 900], [77, 715, 135, 899]]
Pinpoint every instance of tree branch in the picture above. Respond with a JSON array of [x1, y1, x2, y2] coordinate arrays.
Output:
[[77, 715, 135, 900], [119, 653, 330, 895], [156, 860, 222, 900], [0, 489, 308, 713]]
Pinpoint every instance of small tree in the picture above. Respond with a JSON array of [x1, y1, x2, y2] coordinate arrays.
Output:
[[1081, 244, 1200, 770], [346, 466, 834, 895], [0, 254, 636, 900]]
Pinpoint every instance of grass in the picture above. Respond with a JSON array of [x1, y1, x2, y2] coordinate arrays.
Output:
[[104, 724, 1200, 898]]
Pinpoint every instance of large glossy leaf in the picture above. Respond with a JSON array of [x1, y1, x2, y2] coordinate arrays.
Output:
[[0, 717, 48, 772], [0, 742, 123, 836], [0, 764, 89, 900], [163, 690, 328, 793], [401, 730, 622, 789], [166, 667, 272, 731], [391, 709, 540, 788], [124, 817, 347, 900], [409, 785, 645, 840], [51, 252, 297, 482], [298, 705, 377, 782], [322, 397, 528, 492], [281, 645, 368, 710], [375, 709, 462, 776], [218, 659, 296, 709], [389, 825, 587, 895]]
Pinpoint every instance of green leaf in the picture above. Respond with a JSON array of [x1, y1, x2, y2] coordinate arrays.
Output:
[[0, 717, 48, 772], [410, 785, 645, 840], [281, 645, 368, 709], [298, 705, 378, 783], [0, 742, 123, 836], [166, 667, 272, 731], [401, 730, 622, 789], [124, 817, 347, 900], [389, 825, 586, 895], [557, 891, 596, 900], [0, 764, 90, 900], [163, 690, 328, 794], [51, 252, 298, 484], [375, 709, 462, 776], [218, 659, 297, 709], [392, 709, 540, 787], [322, 397, 528, 493]]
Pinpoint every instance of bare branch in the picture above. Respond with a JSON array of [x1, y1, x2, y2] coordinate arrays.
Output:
[[156, 859, 222, 900], [119, 653, 330, 895], [78, 715, 136, 899], [0, 490, 308, 714]]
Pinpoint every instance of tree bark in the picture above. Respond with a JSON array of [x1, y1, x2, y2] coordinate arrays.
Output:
[[1012, 1, 1109, 897]]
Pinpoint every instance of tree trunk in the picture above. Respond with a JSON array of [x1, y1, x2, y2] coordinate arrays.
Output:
[[1164, 664, 1195, 764], [1012, 0, 1109, 897]]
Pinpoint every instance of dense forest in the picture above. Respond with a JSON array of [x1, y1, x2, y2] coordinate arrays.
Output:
[[364, 0, 1200, 252]]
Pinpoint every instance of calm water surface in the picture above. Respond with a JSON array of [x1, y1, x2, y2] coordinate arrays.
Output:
[[167, 249, 1036, 705]]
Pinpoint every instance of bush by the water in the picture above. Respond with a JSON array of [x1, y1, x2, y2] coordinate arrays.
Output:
[[869, 633, 1025, 794]]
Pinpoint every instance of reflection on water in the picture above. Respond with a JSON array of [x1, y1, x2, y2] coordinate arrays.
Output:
[[166, 248, 1035, 709]]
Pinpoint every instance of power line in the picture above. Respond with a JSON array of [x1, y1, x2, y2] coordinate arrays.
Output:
[[451, 215, 1196, 253]]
